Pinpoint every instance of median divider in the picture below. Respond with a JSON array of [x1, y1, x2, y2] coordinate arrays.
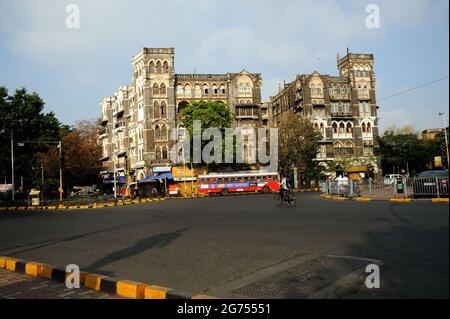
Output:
[[0, 197, 170, 212], [320, 194, 448, 203], [0, 255, 218, 299]]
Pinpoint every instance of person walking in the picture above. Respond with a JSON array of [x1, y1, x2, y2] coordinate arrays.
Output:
[[120, 185, 127, 203]]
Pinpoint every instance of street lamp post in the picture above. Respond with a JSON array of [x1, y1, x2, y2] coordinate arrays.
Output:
[[17, 140, 63, 206], [438, 112, 449, 169], [11, 131, 15, 201]]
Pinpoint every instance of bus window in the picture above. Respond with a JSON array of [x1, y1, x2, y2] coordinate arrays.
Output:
[[218, 178, 223, 183], [225, 177, 230, 183]]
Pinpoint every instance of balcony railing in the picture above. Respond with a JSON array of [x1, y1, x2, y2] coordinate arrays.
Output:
[[114, 121, 125, 130], [316, 152, 334, 159], [334, 148, 354, 156], [357, 89, 370, 99], [331, 112, 352, 118], [333, 132, 353, 139]]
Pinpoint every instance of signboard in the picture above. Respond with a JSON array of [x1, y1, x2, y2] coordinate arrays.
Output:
[[434, 156, 442, 168], [172, 166, 208, 178], [152, 166, 172, 173]]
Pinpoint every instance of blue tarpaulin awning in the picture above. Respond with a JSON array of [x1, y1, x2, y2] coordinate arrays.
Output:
[[141, 173, 174, 183]]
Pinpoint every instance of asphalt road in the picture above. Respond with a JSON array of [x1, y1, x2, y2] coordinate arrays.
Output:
[[0, 193, 448, 298]]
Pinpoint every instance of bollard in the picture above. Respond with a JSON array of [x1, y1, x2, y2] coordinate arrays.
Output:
[[436, 178, 440, 198], [403, 177, 408, 198], [349, 181, 354, 198]]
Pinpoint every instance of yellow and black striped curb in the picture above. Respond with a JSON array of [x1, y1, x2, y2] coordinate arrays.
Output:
[[0, 256, 218, 299], [0, 198, 168, 212], [320, 194, 449, 203]]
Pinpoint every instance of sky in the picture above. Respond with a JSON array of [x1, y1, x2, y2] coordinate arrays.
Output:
[[0, 0, 448, 133]]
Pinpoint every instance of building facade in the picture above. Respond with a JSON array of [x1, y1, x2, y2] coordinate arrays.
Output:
[[269, 52, 381, 181], [99, 48, 264, 183]]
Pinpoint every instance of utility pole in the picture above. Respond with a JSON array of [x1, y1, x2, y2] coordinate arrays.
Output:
[[58, 141, 63, 207], [438, 113, 449, 169]]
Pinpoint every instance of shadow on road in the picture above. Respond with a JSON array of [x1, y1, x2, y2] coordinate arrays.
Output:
[[85, 227, 189, 272], [0, 211, 168, 255]]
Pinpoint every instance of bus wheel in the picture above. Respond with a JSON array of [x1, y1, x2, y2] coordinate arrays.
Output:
[[220, 188, 229, 196], [262, 186, 270, 194]]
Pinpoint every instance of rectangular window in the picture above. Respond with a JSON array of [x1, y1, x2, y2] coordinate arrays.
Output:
[[331, 102, 339, 113]]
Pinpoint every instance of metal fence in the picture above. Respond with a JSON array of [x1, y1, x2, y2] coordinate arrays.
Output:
[[321, 177, 449, 199]]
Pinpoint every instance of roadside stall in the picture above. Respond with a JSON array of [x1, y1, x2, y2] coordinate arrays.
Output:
[[28, 189, 43, 207]]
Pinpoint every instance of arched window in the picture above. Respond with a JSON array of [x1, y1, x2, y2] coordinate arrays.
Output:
[[149, 61, 155, 73], [220, 84, 226, 94], [153, 101, 160, 118], [212, 84, 218, 94], [314, 123, 319, 130], [184, 84, 192, 97], [238, 83, 245, 93], [162, 146, 168, 159], [362, 122, 366, 133], [176, 85, 184, 96], [156, 147, 161, 160], [161, 124, 167, 140], [367, 122, 372, 133], [203, 84, 209, 95], [163, 61, 169, 73], [153, 83, 159, 96], [332, 122, 338, 133], [178, 101, 189, 114], [194, 84, 201, 97], [245, 83, 252, 93], [339, 122, 345, 133], [161, 101, 166, 118], [155, 125, 161, 140], [156, 61, 162, 73], [160, 83, 166, 96], [346, 122, 353, 133]]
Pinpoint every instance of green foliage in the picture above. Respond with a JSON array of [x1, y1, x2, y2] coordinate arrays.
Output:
[[180, 100, 232, 134], [278, 111, 322, 176], [0, 86, 61, 193], [179, 101, 233, 168], [377, 128, 447, 175]]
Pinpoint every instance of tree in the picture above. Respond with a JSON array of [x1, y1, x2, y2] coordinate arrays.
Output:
[[179, 100, 233, 169], [180, 100, 232, 134], [277, 110, 322, 176], [38, 120, 102, 193], [377, 126, 446, 175], [0, 87, 60, 195]]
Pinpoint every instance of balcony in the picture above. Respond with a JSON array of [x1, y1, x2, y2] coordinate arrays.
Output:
[[98, 127, 107, 137], [333, 132, 353, 139], [331, 112, 352, 118], [334, 148, 354, 157], [357, 89, 370, 100], [114, 121, 125, 130], [316, 152, 334, 160]]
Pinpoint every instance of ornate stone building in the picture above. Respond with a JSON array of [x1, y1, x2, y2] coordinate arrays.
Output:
[[99, 48, 264, 183], [269, 52, 381, 182]]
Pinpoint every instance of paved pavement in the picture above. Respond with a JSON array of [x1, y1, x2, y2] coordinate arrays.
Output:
[[0, 268, 120, 299], [0, 193, 448, 298]]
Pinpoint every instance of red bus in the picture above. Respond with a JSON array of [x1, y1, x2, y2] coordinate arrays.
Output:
[[197, 172, 279, 196]]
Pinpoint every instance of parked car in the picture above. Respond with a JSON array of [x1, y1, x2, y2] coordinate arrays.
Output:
[[383, 174, 403, 186], [412, 170, 449, 197]]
